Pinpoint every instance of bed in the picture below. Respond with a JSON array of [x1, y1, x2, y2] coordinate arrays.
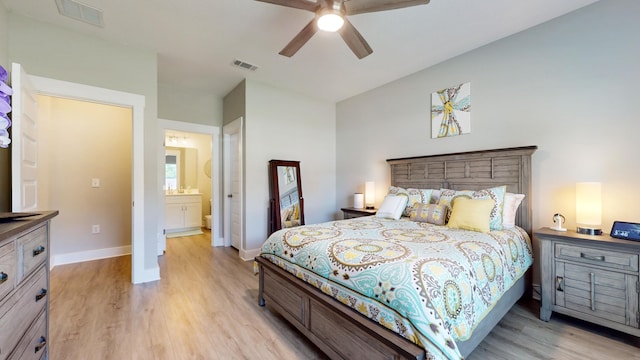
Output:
[[255, 146, 537, 360]]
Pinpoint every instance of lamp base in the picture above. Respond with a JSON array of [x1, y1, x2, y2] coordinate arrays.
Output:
[[577, 226, 603, 235]]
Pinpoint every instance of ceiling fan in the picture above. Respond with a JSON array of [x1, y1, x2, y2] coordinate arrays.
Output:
[[256, 0, 430, 59]]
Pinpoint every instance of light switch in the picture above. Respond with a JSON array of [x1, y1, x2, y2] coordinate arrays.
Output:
[[92, 178, 100, 188]]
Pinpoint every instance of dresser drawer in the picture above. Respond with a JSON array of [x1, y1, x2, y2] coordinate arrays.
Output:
[[0, 266, 48, 359], [17, 225, 48, 283], [555, 243, 638, 271], [0, 242, 16, 302], [11, 309, 47, 360]]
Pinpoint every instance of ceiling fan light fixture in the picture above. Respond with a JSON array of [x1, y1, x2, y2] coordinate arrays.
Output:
[[317, 11, 344, 32]]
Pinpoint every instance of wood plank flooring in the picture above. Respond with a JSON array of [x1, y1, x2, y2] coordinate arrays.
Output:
[[49, 232, 640, 359]]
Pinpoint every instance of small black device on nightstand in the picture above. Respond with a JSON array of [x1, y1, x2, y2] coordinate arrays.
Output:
[[610, 221, 640, 241]]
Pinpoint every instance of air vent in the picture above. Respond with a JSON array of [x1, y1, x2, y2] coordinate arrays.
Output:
[[232, 59, 259, 72], [55, 0, 104, 27]]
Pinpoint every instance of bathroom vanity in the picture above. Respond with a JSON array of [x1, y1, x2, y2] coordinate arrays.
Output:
[[165, 193, 202, 234]]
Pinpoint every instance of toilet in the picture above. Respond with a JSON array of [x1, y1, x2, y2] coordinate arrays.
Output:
[[205, 198, 212, 229]]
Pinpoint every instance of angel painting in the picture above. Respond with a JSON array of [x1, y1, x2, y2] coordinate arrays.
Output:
[[431, 82, 470, 138]]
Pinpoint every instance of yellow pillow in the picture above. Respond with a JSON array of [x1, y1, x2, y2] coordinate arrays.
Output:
[[446, 197, 495, 233]]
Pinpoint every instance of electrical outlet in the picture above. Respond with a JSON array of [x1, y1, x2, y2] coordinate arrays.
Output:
[[91, 178, 100, 188], [92, 225, 100, 234]]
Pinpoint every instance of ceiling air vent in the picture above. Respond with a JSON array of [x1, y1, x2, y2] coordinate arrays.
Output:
[[55, 0, 104, 27], [232, 59, 259, 72]]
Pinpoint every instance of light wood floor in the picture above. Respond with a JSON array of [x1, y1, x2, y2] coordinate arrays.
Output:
[[50, 232, 640, 360]]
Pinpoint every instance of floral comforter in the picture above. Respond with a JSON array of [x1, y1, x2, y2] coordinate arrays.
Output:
[[260, 216, 532, 360]]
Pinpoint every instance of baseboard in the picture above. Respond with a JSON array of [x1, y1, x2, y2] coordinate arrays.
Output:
[[51, 245, 132, 269], [240, 247, 261, 261], [532, 283, 541, 301]]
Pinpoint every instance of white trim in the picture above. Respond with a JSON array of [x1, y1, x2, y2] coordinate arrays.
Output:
[[157, 119, 221, 250], [29, 75, 150, 284], [51, 245, 132, 269], [239, 247, 261, 261], [223, 117, 243, 250], [138, 266, 161, 284]]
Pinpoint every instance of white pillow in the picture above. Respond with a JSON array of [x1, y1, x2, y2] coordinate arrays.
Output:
[[375, 195, 409, 220], [502, 193, 525, 228]]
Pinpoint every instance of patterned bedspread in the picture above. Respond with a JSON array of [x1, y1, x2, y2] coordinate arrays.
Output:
[[260, 216, 533, 360]]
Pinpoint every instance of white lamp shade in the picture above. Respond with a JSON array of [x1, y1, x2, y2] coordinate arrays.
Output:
[[576, 182, 602, 228], [365, 181, 375, 208], [354, 193, 364, 209]]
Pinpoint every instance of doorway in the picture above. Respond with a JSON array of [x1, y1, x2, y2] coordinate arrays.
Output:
[[25, 70, 150, 284], [157, 119, 221, 253]]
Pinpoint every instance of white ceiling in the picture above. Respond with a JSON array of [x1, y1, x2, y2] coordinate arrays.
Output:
[[2, 0, 598, 102]]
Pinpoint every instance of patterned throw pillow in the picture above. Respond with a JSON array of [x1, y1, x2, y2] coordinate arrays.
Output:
[[438, 185, 507, 230], [409, 203, 447, 226], [388, 186, 433, 217]]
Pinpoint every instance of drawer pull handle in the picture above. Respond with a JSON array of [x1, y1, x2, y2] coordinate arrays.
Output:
[[556, 276, 564, 292], [33, 245, 46, 257], [35, 336, 46, 353], [580, 253, 605, 262], [0, 272, 7, 284], [590, 272, 596, 311], [35, 288, 47, 302]]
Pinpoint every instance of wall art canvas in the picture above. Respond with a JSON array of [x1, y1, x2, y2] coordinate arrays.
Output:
[[431, 82, 471, 138]]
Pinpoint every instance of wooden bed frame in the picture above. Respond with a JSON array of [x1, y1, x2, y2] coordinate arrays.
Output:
[[256, 146, 537, 360]]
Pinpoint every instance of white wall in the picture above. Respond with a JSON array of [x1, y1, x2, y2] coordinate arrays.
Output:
[[7, 14, 160, 272], [336, 0, 640, 283], [158, 83, 223, 127], [39, 96, 132, 260], [244, 80, 336, 252]]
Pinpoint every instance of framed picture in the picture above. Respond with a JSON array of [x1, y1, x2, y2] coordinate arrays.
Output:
[[431, 82, 471, 138]]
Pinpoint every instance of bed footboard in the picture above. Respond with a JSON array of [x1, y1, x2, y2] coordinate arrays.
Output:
[[256, 256, 426, 360]]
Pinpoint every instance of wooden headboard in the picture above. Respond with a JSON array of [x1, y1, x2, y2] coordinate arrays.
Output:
[[387, 146, 537, 235]]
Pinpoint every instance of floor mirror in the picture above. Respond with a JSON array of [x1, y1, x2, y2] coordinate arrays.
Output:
[[268, 160, 304, 235]]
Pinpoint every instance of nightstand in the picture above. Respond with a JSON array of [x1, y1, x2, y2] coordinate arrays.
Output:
[[341, 207, 376, 219], [536, 227, 640, 336]]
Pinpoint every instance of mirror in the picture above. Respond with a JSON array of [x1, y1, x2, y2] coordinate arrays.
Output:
[[269, 160, 304, 234], [165, 146, 198, 192]]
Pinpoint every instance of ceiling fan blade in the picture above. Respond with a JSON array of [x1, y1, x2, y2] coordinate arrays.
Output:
[[339, 18, 373, 59], [255, 0, 319, 12], [279, 18, 319, 57], [343, 0, 429, 15]]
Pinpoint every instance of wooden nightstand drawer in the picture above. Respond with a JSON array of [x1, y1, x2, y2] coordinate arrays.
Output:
[[341, 207, 376, 219], [555, 243, 638, 271], [555, 261, 635, 325]]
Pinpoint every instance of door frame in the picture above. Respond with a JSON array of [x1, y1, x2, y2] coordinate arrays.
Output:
[[157, 119, 221, 250], [223, 117, 243, 250], [29, 75, 151, 284]]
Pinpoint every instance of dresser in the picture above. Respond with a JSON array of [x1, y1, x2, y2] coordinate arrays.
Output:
[[341, 207, 377, 219], [537, 227, 640, 336], [165, 194, 202, 234], [0, 211, 57, 360]]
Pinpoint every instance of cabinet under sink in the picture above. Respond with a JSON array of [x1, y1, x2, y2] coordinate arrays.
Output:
[[165, 194, 202, 234]]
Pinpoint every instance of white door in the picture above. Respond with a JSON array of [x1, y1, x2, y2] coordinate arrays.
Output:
[[230, 133, 241, 249], [10, 63, 39, 212], [223, 117, 243, 250]]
